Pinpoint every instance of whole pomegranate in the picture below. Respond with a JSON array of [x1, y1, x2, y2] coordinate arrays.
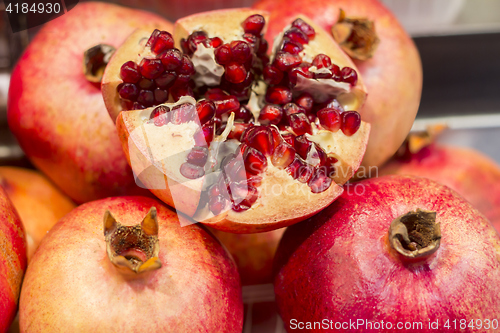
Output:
[[19, 196, 243, 332], [0, 187, 27, 333], [274, 176, 500, 332], [102, 9, 372, 233], [0, 167, 75, 261], [8, 2, 173, 203], [253, 0, 422, 170]]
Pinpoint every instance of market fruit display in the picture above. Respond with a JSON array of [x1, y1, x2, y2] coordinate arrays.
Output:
[[274, 175, 500, 332], [0, 187, 27, 333], [7, 2, 173, 203], [102, 8, 371, 233], [253, 0, 422, 170], [0, 167, 75, 261], [380, 142, 500, 232], [19, 196, 243, 332]]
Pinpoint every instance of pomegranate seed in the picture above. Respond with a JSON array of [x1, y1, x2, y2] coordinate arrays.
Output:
[[224, 157, 247, 183], [308, 168, 332, 193], [284, 27, 309, 45], [209, 195, 227, 215], [242, 14, 265, 35], [282, 133, 295, 146], [120, 61, 141, 83], [154, 89, 169, 104], [292, 18, 315, 39], [286, 157, 303, 180], [180, 162, 205, 179], [137, 90, 154, 106], [215, 44, 233, 65], [202, 121, 215, 145], [259, 104, 283, 125], [175, 74, 191, 87], [309, 144, 327, 167], [206, 37, 223, 48], [171, 103, 197, 124], [266, 86, 292, 105], [272, 143, 296, 169], [132, 102, 145, 110], [146, 30, 161, 46], [187, 31, 208, 54], [281, 38, 304, 55], [289, 113, 312, 136], [263, 65, 284, 85], [235, 106, 253, 122], [225, 63, 247, 84], [213, 116, 222, 129], [139, 58, 164, 80], [155, 71, 177, 89], [149, 105, 170, 126], [231, 182, 258, 208], [187, 146, 208, 167], [243, 147, 268, 175], [297, 162, 314, 183], [317, 108, 341, 132], [245, 126, 274, 156], [180, 38, 189, 54], [179, 56, 195, 75], [170, 85, 194, 101], [228, 123, 251, 140], [243, 33, 259, 51], [268, 125, 283, 148], [283, 103, 305, 118], [289, 65, 313, 85], [294, 135, 312, 159], [151, 31, 174, 54], [341, 111, 361, 136], [295, 93, 314, 112], [158, 48, 182, 71], [258, 39, 269, 55], [196, 100, 216, 124], [118, 83, 139, 101], [230, 41, 252, 64], [314, 71, 333, 79], [273, 51, 302, 72], [138, 78, 155, 90], [312, 54, 332, 69], [341, 67, 358, 86], [205, 88, 226, 101], [214, 95, 240, 115], [329, 64, 341, 81], [325, 156, 338, 177]]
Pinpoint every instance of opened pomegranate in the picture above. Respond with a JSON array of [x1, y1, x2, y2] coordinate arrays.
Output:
[[0, 187, 27, 333], [254, 0, 422, 171], [102, 8, 370, 233], [210, 227, 285, 285], [274, 176, 500, 332], [19, 196, 242, 332], [0, 167, 75, 261], [7, 2, 173, 203], [380, 139, 500, 232]]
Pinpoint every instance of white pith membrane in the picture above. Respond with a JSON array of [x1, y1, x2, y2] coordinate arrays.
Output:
[[108, 9, 371, 231]]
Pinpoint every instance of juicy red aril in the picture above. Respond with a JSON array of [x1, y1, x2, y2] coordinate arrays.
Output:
[[206, 37, 223, 48], [266, 86, 292, 105], [281, 133, 295, 146], [312, 54, 332, 69], [273, 51, 302, 72], [295, 93, 314, 112], [284, 27, 309, 45], [231, 182, 258, 209], [309, 144, 327, 167], [235, 106, 253, 122], [341, 67, 358, 86], [120, 61, 141, 83], [132, 102, 145, 110], [259, 104, 283, 125], [243, 147, 268, 175], [193, 130, 205, 149], [171, 103, 196, 124], [286, 157, 303, 180], [171, 85, 194, 101], [228, 123, 251, 140], [196, 100, 216, 124], [180, 162, 205, 179], [283, 103, 305, 118], [292, 18, 315, 39], [187, 31, 208, 54], [139, 58, 164, 80], [213, 96, 240, 115], [137, 90, 154, 106], [155, 71, 177, 89], [271, 143, 296, 169], [202, 121, 215, 145], [215, 44, 233, 65], [151, 31, 174, 54], [209, 195, 227, 215], [263, 65, 284, 85], [175, 74, 191, 86], [187, 146, 208, 167], [149, 105, 170, 126], [206, 88, 227, 101], [118, 83, 139, 101], [230, 41, 252, 64], [268, 126, 282, 149], [138, 78, 155, 90], [245, 126, 274, 156], [159, 49, 182, 71], [224, 157, 247, 183], [308, 168, 332, 193], [331, 64, 342, 81], [297, 163, 314, 183], [341, 111, 361, 136], [243, 33, 259, 51], [325, 156, 338, 177], [225, 63, 247, 84], [289, 113, 312, 136], [146, 29, 161, 48], [242, 14, 265, 35], [154, 89, 169, 104], [179, 56, 195, 75], [317, 108, 341, 132], [258, 39, 269, 56], [282, 38, 303, 55], [289, 65, 313, 85], [294, 135, 312, 159]]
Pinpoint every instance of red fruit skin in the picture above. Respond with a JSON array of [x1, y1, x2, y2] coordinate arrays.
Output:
[[7, 2, 173, 203], [380, 144, 500, 232], [0, 187, 27, 333], [274, 176, 500, 332], [19, 196, 243, 332], [253, 0, 422, 169]]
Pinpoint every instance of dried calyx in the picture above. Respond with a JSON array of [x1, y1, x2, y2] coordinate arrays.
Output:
[[389, 208, 441, 259], [83, 44, 116, 83], [104, 207, 161, 274]]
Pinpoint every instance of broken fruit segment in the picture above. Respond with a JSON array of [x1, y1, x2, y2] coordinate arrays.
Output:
[[105, 8, 370, 233]]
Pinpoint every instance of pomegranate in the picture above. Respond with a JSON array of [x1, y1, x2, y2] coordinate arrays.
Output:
[[253, 0, 422, 170], [19, 196, 243, 332], [274, 176, 500, 332], [7, 2, 173, 203], [0, 167, 75, 261], [210, 228, 285, 285], [102, 9, 371, 233], [380, 139, 500, 232], [0, 187, 27, 333]]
